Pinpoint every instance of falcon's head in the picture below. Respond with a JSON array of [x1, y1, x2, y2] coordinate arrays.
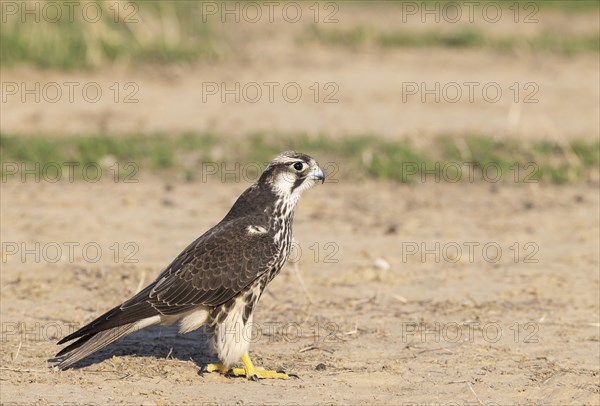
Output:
[[262, 151, 325, 201]]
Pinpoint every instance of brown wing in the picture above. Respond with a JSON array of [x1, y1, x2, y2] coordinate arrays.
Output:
[[58, 216, 277, 344], [137, 216, 277, 313]]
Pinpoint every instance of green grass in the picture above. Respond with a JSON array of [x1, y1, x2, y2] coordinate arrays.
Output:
[[1, 132, 598, 184], [514, 0, 600, 12], [386, 0, 600, 12], [0, 1, 222, 69], [0, 133, 216, 179], [304, 26, 600, 55], [2, 1, 597, 69]]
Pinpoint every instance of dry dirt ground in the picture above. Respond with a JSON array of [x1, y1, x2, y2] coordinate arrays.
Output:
[[1, 3, 599, 406], [1, 178, 599, 405]]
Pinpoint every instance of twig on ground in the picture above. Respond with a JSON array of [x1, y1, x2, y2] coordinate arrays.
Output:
[[299, 345, 334, 354], [12, 341, 22, 362], [292, 260, 314, 304], [467, 382, 484, 406], [343, 323, 358, 336]]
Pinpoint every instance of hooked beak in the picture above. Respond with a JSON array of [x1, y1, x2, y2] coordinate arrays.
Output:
[[310, 166, 325, 184]]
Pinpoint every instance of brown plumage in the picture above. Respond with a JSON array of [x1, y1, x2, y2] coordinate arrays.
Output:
[[53, 151, 324, 371]]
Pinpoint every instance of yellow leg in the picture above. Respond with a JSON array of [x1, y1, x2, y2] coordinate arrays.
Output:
[[205, 363, 228, 374], [205, 353, 289, 380]]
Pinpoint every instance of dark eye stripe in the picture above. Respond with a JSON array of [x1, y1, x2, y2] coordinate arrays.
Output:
[[290, 176, 305, 193]]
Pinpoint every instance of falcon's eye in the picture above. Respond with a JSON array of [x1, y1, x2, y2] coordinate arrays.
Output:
[[293, 162, 305, 171]]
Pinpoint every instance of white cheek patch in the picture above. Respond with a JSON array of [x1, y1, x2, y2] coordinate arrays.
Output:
[[272, 171, 294, 196], [247, 225, 267, 235]]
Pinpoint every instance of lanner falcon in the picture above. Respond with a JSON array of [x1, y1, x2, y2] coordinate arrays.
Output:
[[53, 151, 324, 380]]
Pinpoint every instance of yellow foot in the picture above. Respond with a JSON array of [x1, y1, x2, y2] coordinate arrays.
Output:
[[205, 353, 289, 380], [205, 363, 228, 374]]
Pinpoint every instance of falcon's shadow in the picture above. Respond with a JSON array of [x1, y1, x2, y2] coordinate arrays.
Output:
[[51, 325, 217, 371]]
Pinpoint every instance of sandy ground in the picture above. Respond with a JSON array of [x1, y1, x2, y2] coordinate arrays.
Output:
[[1, 3, 599, 406], [1, 177, 599, 405]]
